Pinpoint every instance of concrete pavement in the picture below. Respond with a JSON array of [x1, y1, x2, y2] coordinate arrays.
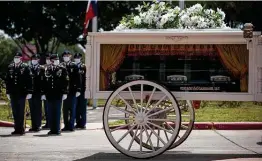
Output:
[[0, 127, 261, 161]]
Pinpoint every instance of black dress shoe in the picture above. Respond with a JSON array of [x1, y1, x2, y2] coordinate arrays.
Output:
[[68, 128, 75, 132], [12, 131, 25, 135], [28, 128, 41, 132], [61, 128, 69, 131], [48, 131, 61, 135], [42, 125, 49, 129], [11, 131, 18, 135]]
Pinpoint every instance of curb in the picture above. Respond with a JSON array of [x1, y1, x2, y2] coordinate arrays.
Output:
[[109, 122, 262, 130], [0, 120, 30, 128]]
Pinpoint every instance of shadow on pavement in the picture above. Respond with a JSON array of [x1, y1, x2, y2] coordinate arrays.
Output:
[[0, 134, 23, 137], [33, 134, 62, 137], [73, 153, 262, 161], [257, 142, 262, 146]]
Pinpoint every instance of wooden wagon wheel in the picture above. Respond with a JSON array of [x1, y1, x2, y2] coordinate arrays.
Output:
[[125, 99, 195, 150], [103, 80, 181, 159]]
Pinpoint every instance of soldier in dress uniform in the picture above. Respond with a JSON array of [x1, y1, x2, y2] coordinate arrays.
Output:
[[5, 52, 33, 135], [74, 53, 87, 129], [43, 54, 69, 135], [28, 54, 45, 132], [42, 53, 51, 129], [60, 50, 81, 131]]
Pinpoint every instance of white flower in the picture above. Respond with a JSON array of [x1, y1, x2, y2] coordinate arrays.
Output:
[[217, 8, 226, 20], [115, 24, 128, 31], [173, 6, 181, 13], [135, 5, 142, 12], [160, 14, 169, 27], [159, 2, 165, 7], [134, 16, 142, 25]]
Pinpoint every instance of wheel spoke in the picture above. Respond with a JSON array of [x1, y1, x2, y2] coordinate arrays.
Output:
[[110, 122, 133, 132], [140, 84, 143, 113], [165, 121, 175, 131], [128, 87, 137, 109], [181, 124, 188, 129], [117, 94, 137, 114], [147, 118, 175, 122], [117, 124, 137, 143], [157, 128, 160, 147], [111, 105, 134, 116], [145, 87, 156, 109], [145, 124, 166, 145], [147, 121, 173, 134], [145, 95, 167, 115], [143, 125, 155, 151], [147, 106, 173, 118], [128, 125, 140, 151], [139, 125, 143, 152], [108, 116, 134, 120], [163, 124, 169, 142], [145, 131, 153, 144]]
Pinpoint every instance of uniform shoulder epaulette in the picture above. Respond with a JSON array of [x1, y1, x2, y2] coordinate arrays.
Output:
[[21, 62, 28, 68], [60, 62, 66, 67], [39, 65, 45, 70], [8, 63, 14, 68], [69, 61, 76, 67], [80, 64, 86, 68], [58, 64, 66, 69]]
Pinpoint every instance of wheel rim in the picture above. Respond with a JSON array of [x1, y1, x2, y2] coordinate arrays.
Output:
[[103, 80, 181, 159], [169, 100, 195, 149]]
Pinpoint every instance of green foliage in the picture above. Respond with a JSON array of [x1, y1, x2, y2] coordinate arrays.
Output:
[[0, 1, 87, 54], [0, 35, 18, 75]]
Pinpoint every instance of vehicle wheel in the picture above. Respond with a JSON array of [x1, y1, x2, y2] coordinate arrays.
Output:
[[103, 80, 181, 159]]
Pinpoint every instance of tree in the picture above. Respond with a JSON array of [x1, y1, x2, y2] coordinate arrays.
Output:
[[0, 1, 87, 56], [0, 34, 18, 77]]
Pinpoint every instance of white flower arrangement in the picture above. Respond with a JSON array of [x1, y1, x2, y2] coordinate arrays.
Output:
[[114, 1, 229, 31]]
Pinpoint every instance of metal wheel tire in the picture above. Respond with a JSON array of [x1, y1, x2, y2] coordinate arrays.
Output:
[[103, 80, 181, 159], [126, 100, 194, 150]]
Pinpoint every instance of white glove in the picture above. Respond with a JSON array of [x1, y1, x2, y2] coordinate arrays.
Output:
[[26, 94, 32, 100], [76, 92, 81, 97], [41, 95, 46, 100], [62, 94, 67, 100], [6, 94, 10, 100]]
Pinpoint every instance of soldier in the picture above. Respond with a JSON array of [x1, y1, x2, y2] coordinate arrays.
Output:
[[61, 50, 81, 132], [43, 54, 69, 135], [42, 53, 51, 129], [5, 52, 33, 135], [74, 53, 87, 129], [28, 54, 45, 132]]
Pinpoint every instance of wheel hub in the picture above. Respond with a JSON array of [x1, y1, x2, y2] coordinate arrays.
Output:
[[135, 112, 147, 125]]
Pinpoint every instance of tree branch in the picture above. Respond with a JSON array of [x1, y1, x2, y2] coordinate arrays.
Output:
[[50, 37, 57, 53], [54, 40, 60, 53], [10, 37, 23, 52]]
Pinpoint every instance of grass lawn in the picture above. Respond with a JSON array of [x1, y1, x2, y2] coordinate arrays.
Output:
[[1, 101, 262, 127], [107, 101, 262, 126], [0, 104, 46, 127]]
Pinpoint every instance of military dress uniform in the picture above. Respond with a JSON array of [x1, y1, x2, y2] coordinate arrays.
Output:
[[42, 53, 51, 129], [61, 51, 82, 131], [5, 52, 33, 135], [43, 54, 69, 135], [74, 53, 87, 129], [28, 54, 45, 132]]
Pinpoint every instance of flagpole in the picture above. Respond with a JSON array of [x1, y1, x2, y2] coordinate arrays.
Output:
[[92, 0, 98, 32]]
